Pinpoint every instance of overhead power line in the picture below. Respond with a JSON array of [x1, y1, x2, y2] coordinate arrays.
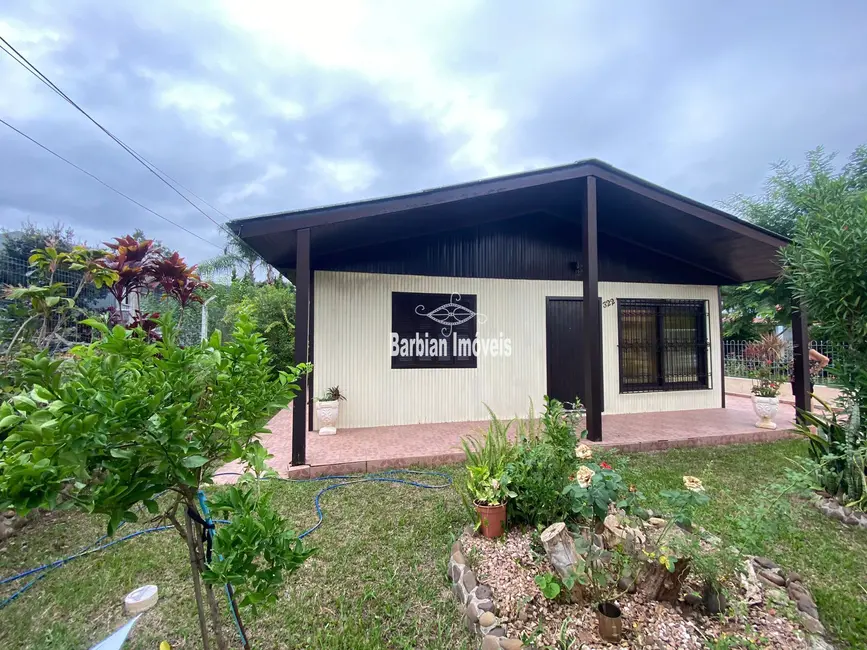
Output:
[[0, 117, 222, 250], [0, 35, 231, 231]]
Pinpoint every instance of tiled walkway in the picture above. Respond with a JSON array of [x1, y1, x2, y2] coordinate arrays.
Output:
[[219, 395, 798, 479]]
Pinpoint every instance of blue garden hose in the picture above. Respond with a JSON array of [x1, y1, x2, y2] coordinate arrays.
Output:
[[0, 468, 452, 622]]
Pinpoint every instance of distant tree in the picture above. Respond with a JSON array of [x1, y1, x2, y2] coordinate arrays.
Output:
[[721, 145, 867, 339], [199, 227, 274, 283], [1, 220, 79, 259]]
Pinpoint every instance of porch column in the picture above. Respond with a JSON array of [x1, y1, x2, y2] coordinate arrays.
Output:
[[718, 287, 726, 408], [292, 228, 311, 466], [582, 175, 603, 442], [792, 300, 811, 418]]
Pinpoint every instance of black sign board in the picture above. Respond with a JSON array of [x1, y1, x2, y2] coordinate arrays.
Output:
[[390, 292, 478, 369]]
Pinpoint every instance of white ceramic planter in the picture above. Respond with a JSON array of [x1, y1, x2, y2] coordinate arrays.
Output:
[[316, 400, 340, 436], [752, 395, 780, 430]]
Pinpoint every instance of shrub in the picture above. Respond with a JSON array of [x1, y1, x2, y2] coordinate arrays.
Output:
[[783, 182, 867, 508], [0, 309, 312, 647], [506, 398, 578, 526]]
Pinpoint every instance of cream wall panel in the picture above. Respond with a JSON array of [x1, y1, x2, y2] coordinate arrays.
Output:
[[313, 272, 721, 428], [599, 282, 722, 415]]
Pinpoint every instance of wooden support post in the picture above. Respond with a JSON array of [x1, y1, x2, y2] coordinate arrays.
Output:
[[292, 228, 311, 466], [718, 287, 726, 408], [792, 301, 811, 418], [307, 272, 315, 427], [582, 176, 603, 442]]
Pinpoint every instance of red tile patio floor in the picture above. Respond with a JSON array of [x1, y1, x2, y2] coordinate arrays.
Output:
[[219, 395, 800, 479]]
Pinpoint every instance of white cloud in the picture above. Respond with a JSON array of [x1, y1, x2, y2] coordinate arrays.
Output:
[[306, 154, 379, 196], [219, 163, 287, 205], [217, 0, 509, 175]]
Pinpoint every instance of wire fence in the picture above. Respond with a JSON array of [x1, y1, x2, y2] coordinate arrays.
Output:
[[723, 339, 843, 386]]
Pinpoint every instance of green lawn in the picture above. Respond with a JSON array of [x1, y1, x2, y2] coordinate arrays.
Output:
[[1, 440, 866, 649]]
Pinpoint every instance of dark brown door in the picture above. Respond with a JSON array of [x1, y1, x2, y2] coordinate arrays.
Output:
[[546, 298, 585, 408]]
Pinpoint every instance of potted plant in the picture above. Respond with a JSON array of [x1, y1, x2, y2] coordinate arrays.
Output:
[[460, 410, 517, 538], [316, 386, 345, 435], [749, 333, 784, 430], [467, 469, 515, 538]]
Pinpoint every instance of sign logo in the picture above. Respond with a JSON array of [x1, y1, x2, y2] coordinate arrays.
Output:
[[415, 293, 488, 337]]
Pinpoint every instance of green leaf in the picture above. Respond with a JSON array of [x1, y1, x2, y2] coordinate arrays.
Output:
[[181, 455, 209, 468]]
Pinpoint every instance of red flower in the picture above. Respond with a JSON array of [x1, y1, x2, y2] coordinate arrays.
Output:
[[600, 461, 612, 470]]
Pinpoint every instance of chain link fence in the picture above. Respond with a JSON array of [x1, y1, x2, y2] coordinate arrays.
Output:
[[723, 339, 842, 386]]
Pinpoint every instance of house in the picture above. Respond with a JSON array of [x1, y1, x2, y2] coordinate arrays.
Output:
[[229, 159, 813, 466]]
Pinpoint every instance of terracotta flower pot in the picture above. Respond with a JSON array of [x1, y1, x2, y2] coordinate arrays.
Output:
[[474, 502, 506, 538], [596, 602, 622, 642]]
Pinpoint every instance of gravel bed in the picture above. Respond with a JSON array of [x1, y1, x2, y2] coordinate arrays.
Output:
[[463, 529, 810, 649]]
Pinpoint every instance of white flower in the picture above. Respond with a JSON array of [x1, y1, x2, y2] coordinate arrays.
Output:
[[575, 465, 595, 488], [575, 443, 593, 460], [683, 476, 704, 492], [490, 478, 500, 491]]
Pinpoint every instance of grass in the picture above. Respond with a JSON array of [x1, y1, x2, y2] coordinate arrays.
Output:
[[1, 441, 866, 649], [0, 472, 473, 650]]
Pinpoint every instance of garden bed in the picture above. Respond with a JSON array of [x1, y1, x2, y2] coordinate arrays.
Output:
[[460, 529, 819, 649]]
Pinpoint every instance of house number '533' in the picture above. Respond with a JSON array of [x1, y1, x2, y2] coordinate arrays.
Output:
[[602, 298, 616, 308]]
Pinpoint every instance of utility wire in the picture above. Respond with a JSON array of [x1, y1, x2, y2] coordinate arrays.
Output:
[[0, 35, 231, 230], [0, 117, 222, 250]]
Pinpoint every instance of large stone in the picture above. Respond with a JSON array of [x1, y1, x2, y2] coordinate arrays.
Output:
[[479, 612, 496, 627], [452, 582, 467, 605], [648, 517, 667, 527], [475, 584, 493, 601], [482, 636, 501, 650], [797, 596, 820, 620], [499, 639, 523, 650], [487, 626, 507, 638], [466, 602, 481, 624], [476, 599, 495, 613], [451, 540, 463, 557], [785, 572, 802, 585], [787, 582, 810, 602], [753, 556, 779, 570], [452, 549, 467, 566], [802, 615, 825, 635], [758, 569, 786, 587], [462, 570, 477, 591], [448, 560, 464, 583]]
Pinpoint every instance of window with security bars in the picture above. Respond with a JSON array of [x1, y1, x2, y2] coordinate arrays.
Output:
[[617, 299, 710, 392]]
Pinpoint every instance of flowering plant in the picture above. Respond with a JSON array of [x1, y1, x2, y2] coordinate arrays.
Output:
[[575, 443, 593, 460], [563, 462, 640, 521]]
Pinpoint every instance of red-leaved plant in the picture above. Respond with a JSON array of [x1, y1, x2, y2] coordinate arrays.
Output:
[[149, 251, 210, 308], [99, 236, 157, 306]]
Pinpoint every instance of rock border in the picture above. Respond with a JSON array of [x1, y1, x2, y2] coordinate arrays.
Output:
[[751, 556, 828, 639], [448, 537, 525, 650], [811, 493, 867, 529]]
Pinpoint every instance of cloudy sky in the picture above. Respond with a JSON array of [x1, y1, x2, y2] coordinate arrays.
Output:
[[1, 1, 865, 263]]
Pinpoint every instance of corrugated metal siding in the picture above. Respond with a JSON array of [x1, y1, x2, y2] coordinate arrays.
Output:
[[313, 272, 721, 427], [316, 214, 731, 285]]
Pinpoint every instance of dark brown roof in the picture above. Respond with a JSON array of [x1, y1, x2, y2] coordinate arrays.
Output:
[[229, 159, 788, 283]]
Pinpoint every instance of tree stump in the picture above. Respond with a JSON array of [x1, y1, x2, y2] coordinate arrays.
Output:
[[640, 557, 690, 602], [540, 522, 585, 604]]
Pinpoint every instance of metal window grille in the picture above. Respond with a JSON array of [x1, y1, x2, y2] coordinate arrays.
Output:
[[617, 299, 710, 393]]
